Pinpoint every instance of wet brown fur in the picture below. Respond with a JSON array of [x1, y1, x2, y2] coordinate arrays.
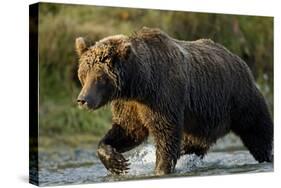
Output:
[[76, 27, 273, 175]]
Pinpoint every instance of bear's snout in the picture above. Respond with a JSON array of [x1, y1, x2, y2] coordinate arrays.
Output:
[[77, 91, 103, 110], [77, 95, 89, 108], [77, 97, 86, 106], [77, 93, 94, 109]]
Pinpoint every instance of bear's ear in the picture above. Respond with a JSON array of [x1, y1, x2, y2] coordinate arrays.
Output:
[[75, 37, 88, 56]]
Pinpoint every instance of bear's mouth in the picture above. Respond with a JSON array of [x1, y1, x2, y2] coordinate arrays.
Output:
[[78, 100, 106, 111], [78, 103, 95, 110]]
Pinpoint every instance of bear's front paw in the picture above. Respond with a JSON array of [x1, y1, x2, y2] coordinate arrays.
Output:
[[97, 144, 130, 175]]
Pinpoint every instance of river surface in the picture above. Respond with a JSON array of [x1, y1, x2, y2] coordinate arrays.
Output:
[[37, 135, 273, 186]]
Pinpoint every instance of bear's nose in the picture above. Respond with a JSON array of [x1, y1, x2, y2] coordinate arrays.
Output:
[[77, 98, 86, 106]]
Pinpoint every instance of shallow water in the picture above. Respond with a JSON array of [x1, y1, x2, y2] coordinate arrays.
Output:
[[37, 136, 273, 186]]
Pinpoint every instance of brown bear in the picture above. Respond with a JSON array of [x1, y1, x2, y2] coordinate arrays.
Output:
[[75, 27, 273, 175]]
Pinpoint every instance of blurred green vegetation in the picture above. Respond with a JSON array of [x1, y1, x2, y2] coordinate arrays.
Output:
[[38, 3, 273, 145]]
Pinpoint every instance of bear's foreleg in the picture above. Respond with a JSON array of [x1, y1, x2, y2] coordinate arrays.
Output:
[[150, 117, 182, 175], [97, 123, 148, 174]]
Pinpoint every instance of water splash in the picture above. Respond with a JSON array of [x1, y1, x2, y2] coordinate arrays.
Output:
[[37, 143, 273, 186]]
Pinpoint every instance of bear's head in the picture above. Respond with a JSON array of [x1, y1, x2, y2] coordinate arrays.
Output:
[[75, 35, 133, 110]]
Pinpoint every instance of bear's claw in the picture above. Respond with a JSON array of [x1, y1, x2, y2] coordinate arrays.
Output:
[[97, 144, 130, 175]]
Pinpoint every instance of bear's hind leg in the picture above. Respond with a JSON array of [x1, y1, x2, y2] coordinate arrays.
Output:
[[231, 96, 273, 163]]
